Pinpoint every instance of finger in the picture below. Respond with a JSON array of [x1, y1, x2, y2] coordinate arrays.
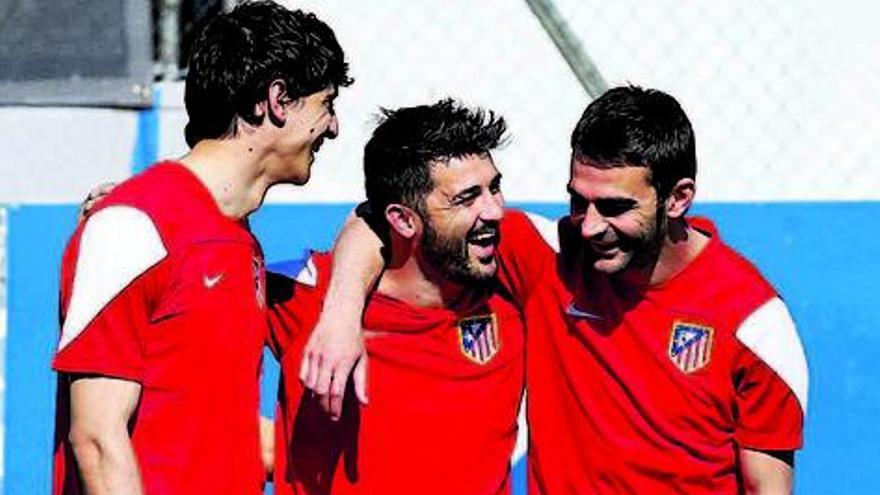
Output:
[[328, 361, 353, 420], [96, 182, 116, 195], [353, 356, 368, 405], [314, 357, 334, 397], [299, 350, 312, 384], [305, 350, 321, 390]]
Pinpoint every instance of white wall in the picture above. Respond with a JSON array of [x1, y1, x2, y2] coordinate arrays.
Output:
[[1, 0, 878, 204]]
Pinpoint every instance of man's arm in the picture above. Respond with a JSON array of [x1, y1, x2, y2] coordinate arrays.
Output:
[[68, 376, 143, 495], [299, 208, 384, 420], [259, 415, 274, 481], [739, 448, 794, 495]]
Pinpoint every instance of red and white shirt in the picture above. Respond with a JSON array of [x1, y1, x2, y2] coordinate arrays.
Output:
[[496, 213, 808, 495], [53, 163, 267, 495], [268, 251, 525, 495]]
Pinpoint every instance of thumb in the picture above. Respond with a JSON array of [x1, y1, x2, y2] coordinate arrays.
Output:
[[353, 355, 369, 405]]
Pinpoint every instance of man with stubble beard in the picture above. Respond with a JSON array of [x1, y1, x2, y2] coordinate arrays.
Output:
[[268, 100, 538, 495]]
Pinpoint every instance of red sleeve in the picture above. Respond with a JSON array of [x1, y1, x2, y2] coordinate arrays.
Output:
[[52, 206, 167, 382], [733, 299, 808, 450], [497, 209, 558, 304]]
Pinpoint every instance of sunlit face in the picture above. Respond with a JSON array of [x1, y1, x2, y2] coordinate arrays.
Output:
[[277, 85, 339, 184], [567, 157, 666, 276], [420, 153, 504, 284]]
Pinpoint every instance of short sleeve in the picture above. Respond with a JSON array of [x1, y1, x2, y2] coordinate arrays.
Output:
[[734, 297, 809, 450], [53, 206, 167, 382], [496, 209, 559, 304]]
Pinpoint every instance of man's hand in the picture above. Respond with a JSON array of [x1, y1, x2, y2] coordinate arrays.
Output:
[[299, 312, 368, 421], [299, 207, 384, 420], [79, 182, 116, 221]]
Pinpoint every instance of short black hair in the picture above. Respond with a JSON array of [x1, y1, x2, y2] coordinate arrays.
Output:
[[571, 85, 696, 198], [364, 99, 507, 215], [184, 0, 352, 147]]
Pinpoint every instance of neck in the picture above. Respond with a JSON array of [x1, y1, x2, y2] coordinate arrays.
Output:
[[178, 138, 272, 219], [378, 240, 469, 308], [649, 218, 709, 285]]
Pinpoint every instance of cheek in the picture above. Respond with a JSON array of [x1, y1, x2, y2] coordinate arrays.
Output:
[[610, 211, 654, 239]]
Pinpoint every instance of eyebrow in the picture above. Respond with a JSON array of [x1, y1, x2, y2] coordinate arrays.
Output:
[[566, 187, 637, 205]]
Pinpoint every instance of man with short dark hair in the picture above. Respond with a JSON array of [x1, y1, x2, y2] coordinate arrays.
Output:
[[52, 2, 350, 494], [268, 99, 532, 494], [306, 86, 808, 494], [504, 86, 808, 494]]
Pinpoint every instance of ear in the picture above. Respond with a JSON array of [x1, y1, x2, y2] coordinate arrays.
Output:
[[664, 178, 696, 219], [385, 204, 420, 239], [265, 79, 289, 127]]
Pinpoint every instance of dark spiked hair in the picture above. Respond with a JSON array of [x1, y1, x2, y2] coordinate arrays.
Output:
[[184, 0, 352, 147], [364, 99, 507, 215]]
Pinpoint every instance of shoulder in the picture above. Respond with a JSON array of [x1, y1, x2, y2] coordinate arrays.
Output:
[[502, 208, 560, 252], [60, 206, 168, 350]]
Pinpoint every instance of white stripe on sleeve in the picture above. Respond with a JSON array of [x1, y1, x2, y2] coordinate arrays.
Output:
[[523, 211, 560, 252], [736, 297, 809, 415], [59, 206, 167, 351]]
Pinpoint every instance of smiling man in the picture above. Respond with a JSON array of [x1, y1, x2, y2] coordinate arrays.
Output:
[[51, 2, 351, 494], [267, 100, 531, 494], [503, 86, 809, 494]]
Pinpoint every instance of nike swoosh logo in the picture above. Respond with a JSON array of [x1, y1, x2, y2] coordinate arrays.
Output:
[[565, 302, 604, 320], [203, 273, 224, 289]]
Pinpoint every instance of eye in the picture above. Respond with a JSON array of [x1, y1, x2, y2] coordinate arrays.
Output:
[[594, 199, 634, 217], [569, 193, 588, 216], [489, 177, 502, 195], [454, 193, 479, 207]]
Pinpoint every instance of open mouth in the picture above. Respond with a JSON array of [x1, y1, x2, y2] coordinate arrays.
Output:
[[467, 228, 499, 260], [311, 137, 325, 153]]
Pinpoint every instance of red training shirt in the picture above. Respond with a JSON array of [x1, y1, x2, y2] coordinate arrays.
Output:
[[496, 214, 808, 495], [53, 163, 267, 495], [268, 251, 525, 495]]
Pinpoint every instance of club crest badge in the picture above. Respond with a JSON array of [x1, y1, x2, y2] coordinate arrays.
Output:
[[458, 314, 500, 365], [668, 322, 714, 373]]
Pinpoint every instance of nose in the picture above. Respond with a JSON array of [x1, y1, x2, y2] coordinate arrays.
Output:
[[325, 115, 339, 139], [480, 192, 504, 222], [580, 204, 607, 240]]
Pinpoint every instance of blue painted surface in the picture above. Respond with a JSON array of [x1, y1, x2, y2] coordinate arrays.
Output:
[[5, 202, 880, 494], [130, 86, 160, 175]]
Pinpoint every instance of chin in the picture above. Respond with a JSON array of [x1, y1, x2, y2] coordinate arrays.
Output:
[[590, 254, 630, 275], [469, 259, 498, 281]]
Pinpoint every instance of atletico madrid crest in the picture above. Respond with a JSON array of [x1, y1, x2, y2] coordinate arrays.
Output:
[[668, 322, 714, 373], [458, 314, 500, 365]]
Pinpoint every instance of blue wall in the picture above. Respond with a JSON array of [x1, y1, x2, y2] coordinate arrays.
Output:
[[5, 202, 879, 494]]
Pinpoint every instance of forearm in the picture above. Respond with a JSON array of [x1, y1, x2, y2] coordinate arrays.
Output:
[[259, 415, 274, 480], [739, 448, 794, 495], [324, 210, 385, 323], [69, 376, 144, 495], [69, 427, 143, 495]]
